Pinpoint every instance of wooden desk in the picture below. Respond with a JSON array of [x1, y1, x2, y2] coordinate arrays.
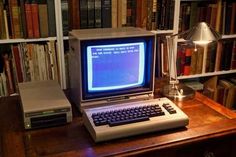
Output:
[[1, 92, 236, 157]]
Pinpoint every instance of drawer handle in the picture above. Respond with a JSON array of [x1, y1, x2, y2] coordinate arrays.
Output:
[[204, 151, 215, 157]]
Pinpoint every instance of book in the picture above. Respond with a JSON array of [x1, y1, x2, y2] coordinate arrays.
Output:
[[203, 76, 218, 100], [3, 53, 14, 95], [94, 0, 102, 28], [111, 0, 117, 28], [47, 0, 56, 36], [38, 0, 49, 38], [195, 46, 204, 74], [61, 0, 69, 35], [117, 0, 125, 27], [221, 40, 233, 70], [12, 45, 23, 82], [146, 0, 153, 30], [79, 0, 88, 29], [19, 0, 27, 38], [88, 0, 95, 28], [126, 0, 136, 27], [31, 0, 40, 38], [68, 0, 80, 30], [218, 79, 235, 108], [214, 41, 223, 71], [0, 72, 8, 96], [205, 41, 217, 73], [190, 48, 197, 75], [101, 0, 111, 28], [152, 0, 158, 30], [215, 0, 222, 32], [231, 40, 236, 69], [230, 3, 236, 34], [24, 0, 33, 38], [176, 45, 185, 76], [9, 0, 22, 38], [183, 47, 192, 75], [0, 0, 6, 39]]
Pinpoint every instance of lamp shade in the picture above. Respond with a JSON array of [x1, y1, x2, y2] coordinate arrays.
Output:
[[182, 22, 221, 43]]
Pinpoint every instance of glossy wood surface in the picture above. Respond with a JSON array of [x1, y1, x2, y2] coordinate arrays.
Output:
[[1, 88, 236, 157]]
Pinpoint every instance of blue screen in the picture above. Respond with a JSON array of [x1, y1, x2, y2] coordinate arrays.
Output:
[[86, 42, 145, 92]]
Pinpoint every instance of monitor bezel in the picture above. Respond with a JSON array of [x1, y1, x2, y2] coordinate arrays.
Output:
[[80, 36, 155, 101]]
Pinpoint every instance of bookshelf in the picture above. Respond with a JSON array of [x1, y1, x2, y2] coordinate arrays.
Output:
[[0, 0, 66, 97], [0, 0, 235, 98], [174, 0, 236, 109]]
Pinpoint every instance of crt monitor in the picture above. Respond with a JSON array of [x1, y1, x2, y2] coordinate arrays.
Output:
[[69, 27, 156, 109]]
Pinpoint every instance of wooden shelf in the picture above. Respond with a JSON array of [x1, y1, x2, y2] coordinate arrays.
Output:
[[151, 30, 174, 35], [178, 70, 236, 80], [0, 37, 57, 44], [222, 34, 236, 39]]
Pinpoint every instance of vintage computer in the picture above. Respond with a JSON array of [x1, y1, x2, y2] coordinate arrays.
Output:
[[69, 27, 189, 142]]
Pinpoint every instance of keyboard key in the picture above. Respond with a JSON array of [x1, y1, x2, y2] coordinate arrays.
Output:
[[108, 116, 150, 127]]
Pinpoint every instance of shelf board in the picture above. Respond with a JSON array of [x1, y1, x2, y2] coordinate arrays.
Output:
[[0, 37, 57, 44], [151, 30, 174, 35], [177, 70, 236, 80], [222, 34, 236, 39]]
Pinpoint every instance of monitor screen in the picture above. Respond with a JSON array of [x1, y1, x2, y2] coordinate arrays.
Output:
[[87, 42, 145, 92], [81, 36, 155, 100]]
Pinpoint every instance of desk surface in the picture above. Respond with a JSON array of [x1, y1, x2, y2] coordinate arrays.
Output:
[[1, 92, 236, 157]]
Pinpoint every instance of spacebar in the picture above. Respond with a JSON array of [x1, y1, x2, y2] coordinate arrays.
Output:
[[108, 116, 150, 127]]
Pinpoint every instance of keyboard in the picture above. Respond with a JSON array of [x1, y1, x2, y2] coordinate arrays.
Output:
[[83, 97, 189, 142]]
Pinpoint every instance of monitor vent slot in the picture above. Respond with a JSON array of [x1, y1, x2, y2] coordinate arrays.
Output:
[[31, 114, 67, 129]]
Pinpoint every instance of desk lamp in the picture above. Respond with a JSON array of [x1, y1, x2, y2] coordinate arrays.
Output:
[[162, 22, 221, 101]]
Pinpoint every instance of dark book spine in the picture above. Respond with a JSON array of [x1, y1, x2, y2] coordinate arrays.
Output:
[[126, 0, 136, 27], [19, 0, 27, 38], [88, 0, 95, 28], [225, 2, 232, 35], [94, 0, 101, 28], [101, 0, 111, 28], [61, 0, 68, 36], [79, 0, 88, 29], [47, 0, 56, 36]]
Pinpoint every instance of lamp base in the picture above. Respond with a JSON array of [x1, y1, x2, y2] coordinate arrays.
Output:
[[161, 83, 195, 101]]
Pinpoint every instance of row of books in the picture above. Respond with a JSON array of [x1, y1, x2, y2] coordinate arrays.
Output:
[[179, 0, 236, 35], [64, 0, 175, 34], [0, 0, 56, 40], [176, 39, 236, 76], [0, 41, 59, 96], [203, 76, 236, 109]]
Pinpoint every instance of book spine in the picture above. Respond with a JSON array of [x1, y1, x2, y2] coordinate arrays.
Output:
[[25, 1, 33, 38], [183, 48, 191, 75], [31, 0, 40, 38], [0, 0, 6, 39], [101, 0, 111, 28], [231, 40, 236, 69], [47, 0, 56, 36], [88, 0, 95, 28], [111, 0, 117, 28], [3, 53, 14, 95], [19, 0, 27, 38], [38, 0, 49, 38], [12, 45, 23, 82], [79, 0, 88, 29], [146, 0, 153, 30], [94, 0, 101, 28]]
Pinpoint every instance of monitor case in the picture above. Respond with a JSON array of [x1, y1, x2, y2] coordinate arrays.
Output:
[[68, 27, 156, 110]]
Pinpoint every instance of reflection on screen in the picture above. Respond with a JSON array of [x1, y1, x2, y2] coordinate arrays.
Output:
[[87, 42, 145, 92]]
